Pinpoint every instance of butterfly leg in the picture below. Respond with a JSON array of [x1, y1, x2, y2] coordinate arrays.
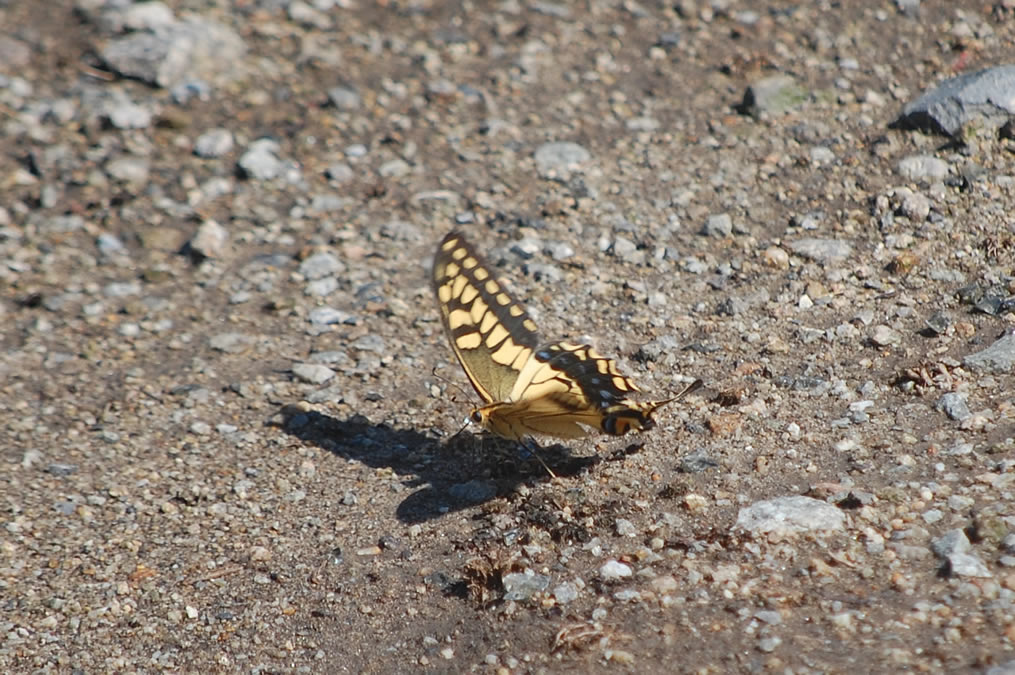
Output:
[[520, 437, 558, 480]]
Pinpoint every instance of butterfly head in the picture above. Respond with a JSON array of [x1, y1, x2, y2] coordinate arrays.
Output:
[[466, 403, 526, 441]]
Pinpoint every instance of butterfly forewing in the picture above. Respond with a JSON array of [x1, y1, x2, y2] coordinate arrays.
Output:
[[432, 232, 541, 403]]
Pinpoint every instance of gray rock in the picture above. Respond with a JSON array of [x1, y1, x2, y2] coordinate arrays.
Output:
[[612, 236, 638, 259], [187, 219, 228, 259], [41, 215, 85, 234], [848, 400, 875, 424], [308, 307, 355, 325], [973, 295, 1008, 316], [870, 325, 902, 347], [701, 213, 733, 237], [292, 363, 335, 384], [897, 155, 949, 181], [893, 188, 932, 220], [717, 296, 750, 316], [96, 233, 127, 256], [925, 312, 951, 335], [626, 116, 659, 131], [47, 463, 78, 477], [118, 1, 177, 31], [209, 332, 255, 354], [288, 1, 331, 29], [614, 518, 637, 537], [380, 220, 422, 242], [551, 581, 579, 604], [238, 139, 284, 180], [534, 141, 590, 178], [678, 452, 719, 474], [941, 440, 974, 454], [896, 64, 1015, 137], [599, 560, 633, 581], [510, 238, 541, 259], [41, 184, 61, 209], [103, 280, 141, 298], [896, 0, 921, 16], [935, 391, 971, 421], [351, 334, 385, 353], [378, 159, 411, 177], [327, 86, 361, 110], [930, 528, 970, 557], [809, 146, 835, 165], [232, 479, 254, 498], [106, 102, 152, 129], [754, 610, 782, 625], [964, 332, 1015, 373], [525, 263, 562, 283], [100, 17, 246, 89], [305, 277, 338, 297], [740, 74, 807, 117], [792, 211, 824, 230], [308, 350, 352, 365], [502, 572, 550, 602], [308, 194, 349, 213], [545, 241, 574, 260], [889, 542, 927, 565], [325, 163, 354, 182], [637, 335, 679, 362], [788, 238, 852, 264], [194, 128, 234, 158], [106, 156, 150, 185], [189, 421, 212, 435], [229, 291, 250, 305], [299, 252, 345, 280], [735, 496, 846, 535], [945, 552, 992, 578], [170, 80, 211, 104]]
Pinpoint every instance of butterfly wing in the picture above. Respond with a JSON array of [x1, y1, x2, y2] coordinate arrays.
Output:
[[491, 341, 669, 438], [432, 231, 542, 403]]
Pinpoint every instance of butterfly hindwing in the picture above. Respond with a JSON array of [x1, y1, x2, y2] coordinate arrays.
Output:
[[499, 341, 662, 438], [432, 232, 541, 403]]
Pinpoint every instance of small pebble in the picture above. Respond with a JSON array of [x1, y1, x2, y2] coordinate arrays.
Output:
[[599, 560, 633, 581]]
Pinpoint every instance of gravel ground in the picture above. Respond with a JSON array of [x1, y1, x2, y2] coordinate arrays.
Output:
[[2, 0, 1015, 672]]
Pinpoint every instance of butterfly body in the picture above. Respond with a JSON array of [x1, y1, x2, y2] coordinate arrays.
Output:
[[433, 231, 688, 442]]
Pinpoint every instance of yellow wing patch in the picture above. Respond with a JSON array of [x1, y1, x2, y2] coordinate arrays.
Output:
[[432, 231, 694, 441]]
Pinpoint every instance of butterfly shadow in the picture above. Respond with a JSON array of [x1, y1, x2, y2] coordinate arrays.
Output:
[[272, 408, 600, 524]]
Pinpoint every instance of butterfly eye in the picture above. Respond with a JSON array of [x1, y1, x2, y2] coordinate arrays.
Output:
[[470, 410, 484, 424]]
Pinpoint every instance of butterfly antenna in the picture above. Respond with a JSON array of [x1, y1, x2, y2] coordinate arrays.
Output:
[[431, 365, 472, 400], [650, 378, 705, 409], [675, 378, 704, 400], [447, 417, 470, 441]]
